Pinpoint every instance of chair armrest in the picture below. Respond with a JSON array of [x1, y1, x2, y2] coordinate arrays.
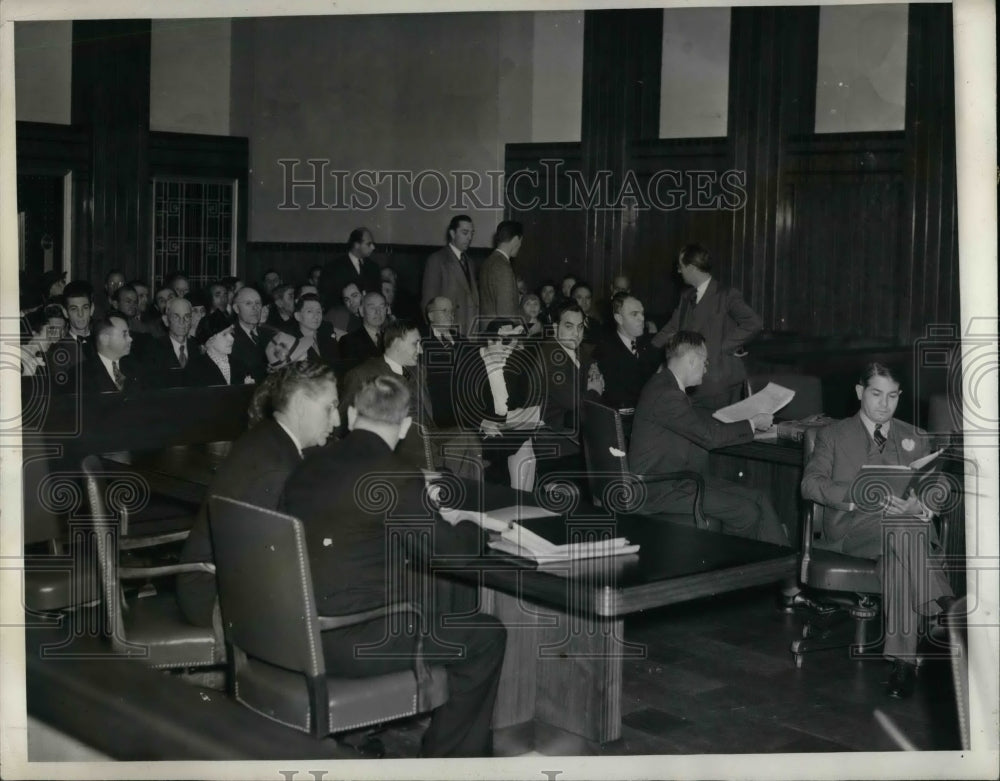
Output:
[[119, 530, 190, 550], [317, 601, 423, 631], [635, 470, 708, 529], [119, 561, 215, 579]]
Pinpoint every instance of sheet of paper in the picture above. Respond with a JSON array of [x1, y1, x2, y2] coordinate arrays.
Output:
[[712, 382, 795, 423]]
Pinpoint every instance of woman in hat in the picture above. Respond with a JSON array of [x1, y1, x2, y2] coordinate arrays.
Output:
[[186, 310, 254, 386]]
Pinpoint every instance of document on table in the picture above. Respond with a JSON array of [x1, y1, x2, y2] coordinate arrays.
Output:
[[712, 382, 795, 423]]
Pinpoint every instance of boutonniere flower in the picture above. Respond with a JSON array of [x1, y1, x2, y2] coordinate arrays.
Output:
[[244, 375, 255, 385], [901, 438, 915, 452]]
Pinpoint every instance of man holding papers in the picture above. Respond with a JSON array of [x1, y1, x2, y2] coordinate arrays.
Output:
[[801, 362, 955, 699], [630, 331, 787, 545]]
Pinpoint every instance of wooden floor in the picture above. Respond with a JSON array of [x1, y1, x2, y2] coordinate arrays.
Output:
[[356, 585, 962, 757]]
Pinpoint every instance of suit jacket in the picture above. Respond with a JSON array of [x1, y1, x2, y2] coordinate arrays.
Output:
[[321, 255, 381, 307], [341, 356, 433, 428], [265, 307, 297, 335], [801, 414, 932, 543], [537, 341, 591, 453], [230, 323, 268, 382], [422, 330, 464, 428], [76, 354, 142, 394], [421, 246, 479, 337], [58, 333, 94, 368], [478, 250, 520, 321], [651, 278, 761, 396], [338, 327, 383, 378], [630, 368, 753, 485], [291, 322, 340, 370], [141, 335, 200, 388], [281, 429, 477, 616], [183, 352, 255, 387], [593, 332, 661, 410], [177, 419, 303, 627]]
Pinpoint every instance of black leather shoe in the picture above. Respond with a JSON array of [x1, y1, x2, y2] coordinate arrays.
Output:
[[886, 660, 918, 699], [777, 591, 839, 615]]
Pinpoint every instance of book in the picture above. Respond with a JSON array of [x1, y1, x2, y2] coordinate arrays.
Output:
[[776, 414, 836, 443], [854, 448, 945, 503], [712, 382, 795, 424]]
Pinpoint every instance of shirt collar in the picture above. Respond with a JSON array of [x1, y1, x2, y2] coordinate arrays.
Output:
[[448, 244, 463, 260], [96, 352, 118, 382], [384, 355, 404, 375], [556, 341, 579, 367], [274, 417, 304, 458], [859, 412, 891, 440], [695, 277, 711, 301], [617, 330, 636, 352], [495, 248, 509, 261]]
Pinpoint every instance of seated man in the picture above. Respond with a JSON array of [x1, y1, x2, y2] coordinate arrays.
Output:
[[341, 318, 431, 469], [801, 362, 955, 699], [324, 280, 364, 337], [630, 331, 784, 542], [177, 361, 339, 627], [338, 291, 387, 377], [265, 283, 297, 334], [280, 375, 506, 757], [593, 292, 661, 409], [142, 296, 198, 387], [78, 314, 139, 393]]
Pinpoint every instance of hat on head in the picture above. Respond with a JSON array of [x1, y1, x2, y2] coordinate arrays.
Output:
[[195, 310, 234, 345]]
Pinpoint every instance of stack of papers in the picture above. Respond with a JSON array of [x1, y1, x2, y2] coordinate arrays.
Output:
[[712, 383, 795, 423]]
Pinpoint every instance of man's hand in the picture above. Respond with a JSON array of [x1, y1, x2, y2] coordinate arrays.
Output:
[[480, 420, 502, 439], [886, 490, 930, 519], [749, 412, 774, 431]]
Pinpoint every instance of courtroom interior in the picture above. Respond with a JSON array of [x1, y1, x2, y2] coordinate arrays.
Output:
[[7, 2, 991, 767]]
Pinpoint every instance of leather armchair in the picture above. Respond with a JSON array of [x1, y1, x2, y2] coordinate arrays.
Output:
[[208, 495, 448, 738], [789, 429, 881, 666], [80, 455, 224, 671], [581, 399, 707, 527]]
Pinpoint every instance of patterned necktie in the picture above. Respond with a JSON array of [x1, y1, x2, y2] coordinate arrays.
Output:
[[459, 254, 472, 287], [630, 339, 638, 356], [112, 361, 125, 390], [249, 329, 258, 345], [178, 342, 187, 368], [873, 423, 887, 452]]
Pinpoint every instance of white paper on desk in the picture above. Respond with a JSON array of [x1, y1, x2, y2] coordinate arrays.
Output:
[[438, 507, 511, 532], [503, 405, 542, 430], [712, 382, 795, 423]]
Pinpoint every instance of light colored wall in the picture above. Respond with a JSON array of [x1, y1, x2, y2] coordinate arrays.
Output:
[[150, 19, 232, 135], [815, 3, 907, 133], [530, 11, 584, 143], [659, 7, 730, 139], [15, 21, 72, 125]]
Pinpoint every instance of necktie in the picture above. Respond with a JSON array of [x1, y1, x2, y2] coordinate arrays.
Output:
[[112, 361, 125, 390], [459, 254, 472, 287], [178, 342, 187, 368], [873, 423, 887, 452], [249, 329, 258, 345], [630, 339, 638, 356]]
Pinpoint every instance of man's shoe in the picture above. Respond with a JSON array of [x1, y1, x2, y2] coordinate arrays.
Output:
[[886, 660, 918, 699], [778, 590, 839, 615]]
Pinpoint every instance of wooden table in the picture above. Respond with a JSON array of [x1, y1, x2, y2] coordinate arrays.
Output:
[[100, 446, 797, 745]]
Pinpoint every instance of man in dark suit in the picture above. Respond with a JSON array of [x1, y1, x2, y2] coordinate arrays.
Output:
[[630, 330, 786, 545], [229, 286, 268, 382], [593, 293, 662, 409], [341, 319, 431, 469], [177, 362, 340, 628], [78, 314, 138, 393], [478, 220, 522, 321], [338, 291, 387, 377], [141, 296, 199, 388], [534, 303, 604, 480], [802, 362, 955, 698], [281, 374, 506, 757], [422, 296, 462, 428], [651, 243, 762, 409], [60, 280, 96, 368], [421, 215, 479, 337], [265, 283, 297, 334], [321, 227, 381, 308]]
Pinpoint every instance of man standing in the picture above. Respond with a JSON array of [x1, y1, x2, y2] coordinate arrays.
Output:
[[802, 363, 955, 698], [230, 286, 268, 382], [478, 220, 523, 321], [630, 331, 786, 545], [421, 215, 479, 337], [593, 293, 661, 409], [322, 227, 381, 307], [652, 244, 762, 409]]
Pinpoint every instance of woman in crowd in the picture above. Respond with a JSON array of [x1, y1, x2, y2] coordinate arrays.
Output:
[[176, 360, 340, 627], [187, 310, 254, 386], [292, 292, 340, 368], [520, 293, 544, 338]]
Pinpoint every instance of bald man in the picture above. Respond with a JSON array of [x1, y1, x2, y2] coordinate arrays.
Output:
[[142, 297, 199, 387]]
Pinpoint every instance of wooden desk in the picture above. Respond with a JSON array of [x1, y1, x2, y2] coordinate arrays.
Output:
[[99, 448, 797, 745], [710, 437, 806, 549]]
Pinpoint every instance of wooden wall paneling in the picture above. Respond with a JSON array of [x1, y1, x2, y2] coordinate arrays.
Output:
[[901, 4, 959, 343], [581, 9, 663, 296], [71, 20, 152, 289], [504, 143, 586, 293]]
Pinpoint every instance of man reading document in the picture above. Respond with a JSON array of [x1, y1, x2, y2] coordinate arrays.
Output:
[[802, 362, 956, 699]]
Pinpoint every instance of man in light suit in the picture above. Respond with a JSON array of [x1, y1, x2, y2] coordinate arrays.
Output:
[[651, 243, 762, 409], [478, 220, 523, 321], [422, 215, 479, 337], [802, 362, 955, 699]]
